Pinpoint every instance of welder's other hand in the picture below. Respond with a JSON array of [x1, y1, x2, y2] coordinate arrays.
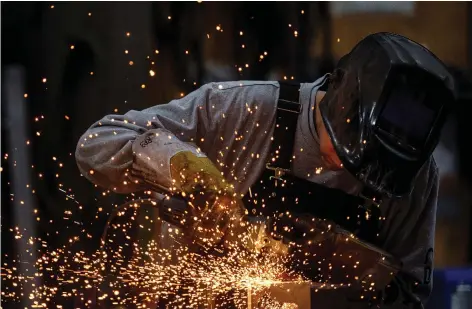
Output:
[[279, 216, 401, 289], [170, 151, 232, 194]]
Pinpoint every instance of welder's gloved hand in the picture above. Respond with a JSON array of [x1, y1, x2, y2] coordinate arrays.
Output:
[[273, 214, 402, 295], [170, 151, 232, 195], [169, 152, 249, 249]]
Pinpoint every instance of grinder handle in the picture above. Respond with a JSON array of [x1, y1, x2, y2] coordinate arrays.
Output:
[[156, 194, 192, 229]]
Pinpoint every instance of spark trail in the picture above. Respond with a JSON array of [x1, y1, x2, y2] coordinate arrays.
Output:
[[1, 201, 305, 309]]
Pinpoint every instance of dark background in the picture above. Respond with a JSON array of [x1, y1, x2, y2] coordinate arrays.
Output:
[[2, 1, 472, 308]]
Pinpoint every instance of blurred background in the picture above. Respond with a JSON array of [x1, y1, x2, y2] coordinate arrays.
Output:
[[2, 1, 472, 308]]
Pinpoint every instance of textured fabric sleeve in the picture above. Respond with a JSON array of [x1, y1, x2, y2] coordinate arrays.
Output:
[[337, 163, 439, 309], [75, 83, 218, 194], [383, 162, 439, 308]]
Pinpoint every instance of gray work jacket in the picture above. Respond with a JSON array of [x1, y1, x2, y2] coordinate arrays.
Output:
[[76, 75, 439, 308]]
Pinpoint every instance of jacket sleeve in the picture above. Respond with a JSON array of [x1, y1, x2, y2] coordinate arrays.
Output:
[[383, 164, 439, 308], [75, 83, 219, 194], [342, 164, 439, 309]]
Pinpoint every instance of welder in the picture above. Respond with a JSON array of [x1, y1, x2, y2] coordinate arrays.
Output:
[[76, 32, 455, 308]]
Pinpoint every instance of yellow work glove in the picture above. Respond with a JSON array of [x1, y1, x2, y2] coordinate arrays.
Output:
[[170, 151, 247, 249], [170, 151, 232, 195]]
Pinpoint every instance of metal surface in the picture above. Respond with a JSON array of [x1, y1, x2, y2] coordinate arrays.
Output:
[[249, 282, 312, 309]]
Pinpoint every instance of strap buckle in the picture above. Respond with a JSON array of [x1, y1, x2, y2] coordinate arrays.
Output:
[[266, 163, 290, 182], [359, 192, 381, 209], [277, 99, 302, 114]]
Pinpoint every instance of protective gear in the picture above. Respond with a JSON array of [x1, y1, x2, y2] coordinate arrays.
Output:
[[243, 80, 421, 307], [318, 32, 455, 198], [157, 191, 247, 250], [190, 193, 247, 249], [273, 216, 401, 292], [166, 151, 247, 249], [170, 151, 232, 194]]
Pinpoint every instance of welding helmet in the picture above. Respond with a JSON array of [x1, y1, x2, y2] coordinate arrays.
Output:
[[319, 32, 455, 198]]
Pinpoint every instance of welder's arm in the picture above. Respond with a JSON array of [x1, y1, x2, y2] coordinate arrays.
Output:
[[334, 171, 439, 309], [75, 83, 222, 194], [380, 170, 439, 308]]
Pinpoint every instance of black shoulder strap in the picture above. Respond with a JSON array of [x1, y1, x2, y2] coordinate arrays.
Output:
[[248, 82, 384, 245], [268, 82, 302, 172]]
